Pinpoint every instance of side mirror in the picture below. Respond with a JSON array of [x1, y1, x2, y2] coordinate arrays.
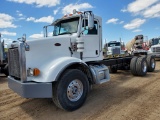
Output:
[[88, 12, 94, 30]]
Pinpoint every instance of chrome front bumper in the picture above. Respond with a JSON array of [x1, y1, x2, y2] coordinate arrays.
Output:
[[8, 76, 52, 98], [148, 53, 160, 58]]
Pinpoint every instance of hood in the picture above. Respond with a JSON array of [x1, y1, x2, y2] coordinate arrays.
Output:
[[108, 46, 120, 51], [151, 44, 160, 47], [25, 35, 71, 70]]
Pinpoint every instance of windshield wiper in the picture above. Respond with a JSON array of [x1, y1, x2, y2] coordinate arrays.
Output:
[[58, 31, 72, 35]]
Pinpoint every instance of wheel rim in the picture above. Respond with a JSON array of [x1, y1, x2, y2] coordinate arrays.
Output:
[[142, 61, 147, 72], [151, 59, 155, 68], [67, 79, 83, 102]]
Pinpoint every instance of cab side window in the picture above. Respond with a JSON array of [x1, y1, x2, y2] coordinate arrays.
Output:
[[82, 20, 98, 35]]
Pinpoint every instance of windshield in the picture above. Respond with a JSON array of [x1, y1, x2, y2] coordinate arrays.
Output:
[[108, 42, 121, 47], [151, 38, 160, 45], [53, 17, 79, 36]]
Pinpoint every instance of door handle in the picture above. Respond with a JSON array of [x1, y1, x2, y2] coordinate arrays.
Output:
[[54, 43, 61, 46], [96, 50, 98, 55]]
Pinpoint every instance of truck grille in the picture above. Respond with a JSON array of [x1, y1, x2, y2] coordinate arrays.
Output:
[[112, 48, 121, 55], [153, 47, 160, 52], [8, 48, 21, 79]]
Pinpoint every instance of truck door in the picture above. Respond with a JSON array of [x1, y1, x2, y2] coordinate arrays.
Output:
[[81, 19, 100, 58]]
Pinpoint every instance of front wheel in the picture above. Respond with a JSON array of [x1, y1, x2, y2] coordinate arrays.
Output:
[[52, 69, 89, 111]]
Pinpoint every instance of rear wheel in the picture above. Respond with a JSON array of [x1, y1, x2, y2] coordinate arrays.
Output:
[[130, 57, 138, 76], [147, 55, 155, 72], [52, 69, 89, 111], [109, 66, 117, 73], [136, 57, 147, 76]]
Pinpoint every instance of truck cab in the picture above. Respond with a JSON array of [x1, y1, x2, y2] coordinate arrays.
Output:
[[148, 37, 160, 58]]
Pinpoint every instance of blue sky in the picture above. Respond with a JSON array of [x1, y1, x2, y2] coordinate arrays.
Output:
[[0, 0, 160, 44]]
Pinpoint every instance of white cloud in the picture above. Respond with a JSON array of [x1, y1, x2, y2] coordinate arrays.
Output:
[[29, 32, 53, 39], [16, 10, 26, 20], [122, 0, 160, 18], [53, 7, 62, 15], [121, 9, 127, 12], [132, 29, 142, 32], [2, 38, 14, 44], [26, 17, 35, 21], [123, 18, 146, 30], [106, 18, 119, 24], [0, 30, 16, 36], [26, 16, 54, 23], [0, 13, 13, 21], [48, 32, 53, 36], [62, 3, 93, 15], [143, 3, 160, 18], [126, 0, 158, 13], [119, 21, 124, 24], [0, 13, 17, 28], [29, 33, 43, 39], [54, 9, 59, 15], [18, 13, 23, 17], [8, 0, 60, 7]]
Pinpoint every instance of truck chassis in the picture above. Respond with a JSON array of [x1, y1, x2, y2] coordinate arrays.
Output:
[[89, 55, 155, 76]]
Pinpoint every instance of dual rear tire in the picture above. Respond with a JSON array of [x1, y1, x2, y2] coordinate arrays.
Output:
[[130, 55, 155, 76]]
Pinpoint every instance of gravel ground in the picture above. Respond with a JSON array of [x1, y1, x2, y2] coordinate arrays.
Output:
[[0, 61, 160, 120]]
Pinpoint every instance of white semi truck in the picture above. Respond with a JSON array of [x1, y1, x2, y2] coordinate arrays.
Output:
[[0, 33, 8, 76], [104, 41, 126, 57], [8, 10, 156, 111], [106, 41, 122, 55]]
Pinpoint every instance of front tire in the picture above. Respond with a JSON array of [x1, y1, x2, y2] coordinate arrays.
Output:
[[52, 69, 89, 111]]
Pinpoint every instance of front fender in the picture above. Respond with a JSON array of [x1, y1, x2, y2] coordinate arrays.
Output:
[[29, 57, 87, 83]]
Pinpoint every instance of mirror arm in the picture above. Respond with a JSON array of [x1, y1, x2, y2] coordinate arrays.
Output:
[[78, 28, 86, 38], [78, 14, 85, 38]]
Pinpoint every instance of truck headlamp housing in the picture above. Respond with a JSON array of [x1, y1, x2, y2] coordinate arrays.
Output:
[[27, 68, 40, 76]]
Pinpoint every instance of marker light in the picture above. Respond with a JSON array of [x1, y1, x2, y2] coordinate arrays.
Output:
[[63, 11, 82, 18], [27, 68, 40, 76], [63, 15, 67, 18], [77, 12, 82, 14], [33, 68, 40, 76]]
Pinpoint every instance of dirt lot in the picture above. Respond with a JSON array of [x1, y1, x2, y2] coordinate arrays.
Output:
[[0, 61, 160, 120]]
